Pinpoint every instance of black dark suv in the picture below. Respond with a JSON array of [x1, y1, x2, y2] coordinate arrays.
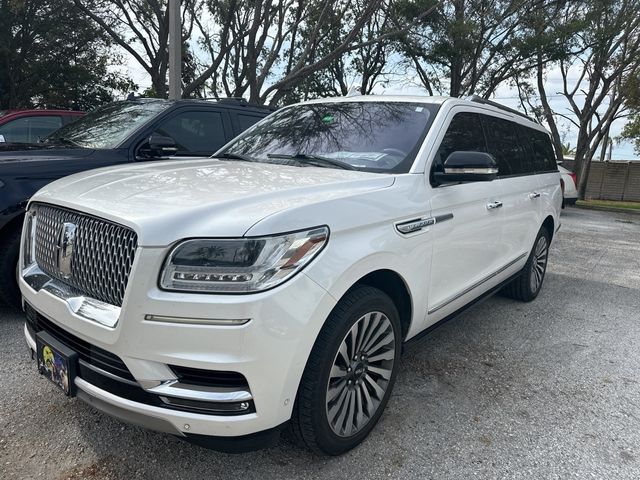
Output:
[[0, 98, 274, 307]]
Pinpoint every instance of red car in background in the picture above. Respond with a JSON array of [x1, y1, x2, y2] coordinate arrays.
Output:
[[0, 109, 84, 144]]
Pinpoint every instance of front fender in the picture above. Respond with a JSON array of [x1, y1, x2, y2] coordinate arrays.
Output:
[[303, 222, 433, 340]]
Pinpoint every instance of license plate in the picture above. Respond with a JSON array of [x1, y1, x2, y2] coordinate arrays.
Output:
[[36, 331, 78, 396]]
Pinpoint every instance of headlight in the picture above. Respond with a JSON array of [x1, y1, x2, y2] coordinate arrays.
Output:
[[160, 226, 329, 293], [22, 208, 37, 269]]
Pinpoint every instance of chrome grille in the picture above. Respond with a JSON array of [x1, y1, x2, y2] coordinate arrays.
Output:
[[34, 204, 138, 306]]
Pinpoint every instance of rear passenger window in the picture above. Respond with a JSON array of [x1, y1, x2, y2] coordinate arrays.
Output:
[[482, 115, 531, 176], [529, 129, 558, 172], [432, 113, 485, 178]]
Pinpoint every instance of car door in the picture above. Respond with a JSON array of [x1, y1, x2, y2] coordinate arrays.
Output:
[[482, 115, 542, 263], [529, 128, 562, 219], [426, 110, 505, 321], [142, 108, 232, 157]]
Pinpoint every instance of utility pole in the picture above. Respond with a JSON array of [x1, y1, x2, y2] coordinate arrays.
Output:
[[168, 0, 181, 100]]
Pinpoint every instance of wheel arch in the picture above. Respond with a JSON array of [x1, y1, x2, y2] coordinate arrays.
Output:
[[349, 269, 413, 341], [542, 215, 555, 242], [0, 211, 25, 241]]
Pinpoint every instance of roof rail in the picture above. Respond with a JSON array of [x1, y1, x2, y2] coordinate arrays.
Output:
[[466, 95, 537, 123], [217, 97, 248, 104], [213, 97, 277, 110]]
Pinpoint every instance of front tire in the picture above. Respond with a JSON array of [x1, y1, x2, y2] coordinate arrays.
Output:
[[503, 226, 550, 302], [0, 227, 21, 308], [290, 285, 402, 455]]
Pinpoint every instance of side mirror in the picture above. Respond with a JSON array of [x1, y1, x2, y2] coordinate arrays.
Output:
[[434, 151, 498, 184], [146, 133, 178, 157]]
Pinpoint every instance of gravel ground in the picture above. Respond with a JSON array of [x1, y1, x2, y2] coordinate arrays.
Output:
[[1, 206, 639, 480]]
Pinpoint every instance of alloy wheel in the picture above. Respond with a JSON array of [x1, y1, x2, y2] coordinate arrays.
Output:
[[530, 235, 549, 293], [325, 311, 396, 437]]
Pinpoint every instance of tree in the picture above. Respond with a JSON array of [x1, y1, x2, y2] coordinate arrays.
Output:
[[397, 0, 566, 97], [521, 0, 640, 198], [619, 74, 640, 154], [0, 0, 133, 110], [285, 1, 398, 99], [74, 0, 203, 98], [189, 0, 436, 105]]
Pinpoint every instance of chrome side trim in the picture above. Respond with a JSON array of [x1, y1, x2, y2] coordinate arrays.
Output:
[[143, 314, 250, 326], [396, 217, 434, 234], [146, 380, 253, 403], [395, 213, 454, 235], [428, 252, 528, 314], [433, 213, 454, 224], [78, 359, 139, 387], [22, 264, 120, 328]]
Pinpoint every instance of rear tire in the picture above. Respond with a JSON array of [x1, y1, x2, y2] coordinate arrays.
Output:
[[503, 226, 550, 302], [0, 227, 21, 308], [289, 285, 402, 455]]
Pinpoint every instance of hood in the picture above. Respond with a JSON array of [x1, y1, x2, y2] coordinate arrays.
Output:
[[32, 158, 395, 245], [0, 146, 92, 162]]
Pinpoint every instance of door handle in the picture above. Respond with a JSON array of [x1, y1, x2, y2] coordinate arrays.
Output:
[[486, 201, 503, 210], [529, 192, 541, 199]]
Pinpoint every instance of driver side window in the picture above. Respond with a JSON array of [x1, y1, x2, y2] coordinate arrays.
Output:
[[431, 112, 486, 184], [434, 113, 487, 167], [152, 110, 227, 156]]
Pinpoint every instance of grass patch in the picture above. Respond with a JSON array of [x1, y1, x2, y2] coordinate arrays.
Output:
[[577, 199, 640, 211]]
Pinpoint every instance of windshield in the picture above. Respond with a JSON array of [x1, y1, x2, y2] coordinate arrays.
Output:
[[45, 100, 170, 149], [219, 101, 439, 173]]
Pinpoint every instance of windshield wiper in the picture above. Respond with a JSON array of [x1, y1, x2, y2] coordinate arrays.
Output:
[[216, 152, 260, 163], [266, 153, 355, 171]]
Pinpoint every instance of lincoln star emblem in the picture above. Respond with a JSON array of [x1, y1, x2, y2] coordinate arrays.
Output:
[[56, 222, 77, 279]]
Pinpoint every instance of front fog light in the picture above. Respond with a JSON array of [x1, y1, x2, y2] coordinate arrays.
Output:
[[160, 226, 329, 293]]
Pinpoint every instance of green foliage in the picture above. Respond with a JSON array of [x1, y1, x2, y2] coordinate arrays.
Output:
[[562, 143, 576, 156], [396, 0, 580, 97], [620, 74, 640, 154], [0, 0, 135, 110], [620, 115, 640, 154]]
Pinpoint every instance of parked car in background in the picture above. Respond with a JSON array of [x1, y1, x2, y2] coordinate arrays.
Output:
[[18, 95, 561, 455], [0, 97, 275, 307], [558, 163, 578, 206], [0, 109, 84, 144]]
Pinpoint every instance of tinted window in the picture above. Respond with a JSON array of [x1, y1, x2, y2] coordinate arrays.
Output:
[[236, 113, 265, 132], [529, 129, 557, 172], [432, 112, 486, 178], [46, 101, 170, 149], [0, 116, 63, 143], [154, 110, 226, 155], [482, 115, 531, 176], [220, 102, 438, 173]]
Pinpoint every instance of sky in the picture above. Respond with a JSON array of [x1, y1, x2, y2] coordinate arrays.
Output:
[[116, 51, 639, 161]]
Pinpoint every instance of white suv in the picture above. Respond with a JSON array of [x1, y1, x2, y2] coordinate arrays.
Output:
[[19, 96, 561, 455]]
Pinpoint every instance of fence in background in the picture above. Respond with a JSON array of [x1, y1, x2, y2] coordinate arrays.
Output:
[[561, 160, 640, 202]]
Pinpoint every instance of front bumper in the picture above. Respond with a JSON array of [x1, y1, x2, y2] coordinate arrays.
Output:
[[20, 246, 337, 442]]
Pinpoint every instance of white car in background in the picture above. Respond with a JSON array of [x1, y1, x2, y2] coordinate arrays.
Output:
[[558, 163, 578, 206]]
